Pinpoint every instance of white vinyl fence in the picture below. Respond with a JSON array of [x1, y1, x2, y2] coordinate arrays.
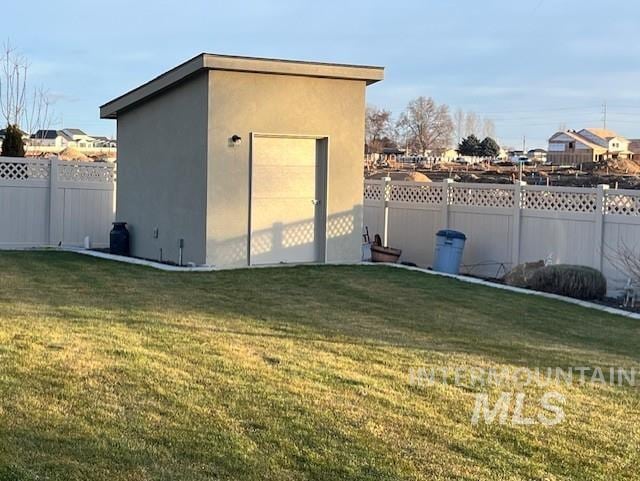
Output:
[[0, 157, 116, 248], [364, 178, 640, 293]]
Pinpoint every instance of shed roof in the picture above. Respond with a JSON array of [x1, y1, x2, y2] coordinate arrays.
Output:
[[100, 53, 385, 119]]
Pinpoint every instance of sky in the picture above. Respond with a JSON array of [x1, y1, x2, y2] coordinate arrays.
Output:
[[5, 0, 640, 148]]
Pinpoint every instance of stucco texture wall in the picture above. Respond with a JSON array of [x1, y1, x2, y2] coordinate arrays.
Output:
[[116, 73, 208, 265], [206, 70, 366, 267]]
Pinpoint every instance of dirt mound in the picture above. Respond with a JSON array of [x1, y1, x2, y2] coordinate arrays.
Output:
[[403, 171, 431, 182], [366, 171, 432, 182], [57, 147, 91, 162], [599, 158, 640, 175]]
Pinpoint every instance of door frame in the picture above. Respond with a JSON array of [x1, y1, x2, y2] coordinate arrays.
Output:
[[248, 132, 330, 266]]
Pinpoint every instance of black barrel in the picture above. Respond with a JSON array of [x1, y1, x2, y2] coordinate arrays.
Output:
[[110, 222, 130, 256]]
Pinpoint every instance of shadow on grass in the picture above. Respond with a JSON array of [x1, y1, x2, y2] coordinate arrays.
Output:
[[1, 251, 638, 368]]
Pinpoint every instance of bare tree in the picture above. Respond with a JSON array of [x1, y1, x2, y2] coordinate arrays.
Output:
[[365, 105, 392, 154], [0, 40, 54, 135], [23, 87, 55, 138], [464, 111, 480, 138], [606, 240, 640, 285], [0, 41, 27, 126], [396, 96, 454, 155], [482, 118, 496, 139], [453, 108, 465, 144]]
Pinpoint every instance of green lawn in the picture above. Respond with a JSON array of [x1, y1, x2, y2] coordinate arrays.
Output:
[[0, 251, 638, 481]]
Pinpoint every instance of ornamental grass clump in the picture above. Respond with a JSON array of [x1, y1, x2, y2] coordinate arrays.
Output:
[[528, 264, 607, 300]]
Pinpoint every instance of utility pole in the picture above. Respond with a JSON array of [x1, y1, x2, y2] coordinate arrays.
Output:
[[522, 135, 526, 153], [602, 101, 607, 129]]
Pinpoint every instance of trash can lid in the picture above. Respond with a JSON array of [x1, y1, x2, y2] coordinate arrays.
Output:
[[436, 229, 467, 240]]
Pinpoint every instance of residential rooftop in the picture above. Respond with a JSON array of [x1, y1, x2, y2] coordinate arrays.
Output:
[[582, 127, 619, 140]]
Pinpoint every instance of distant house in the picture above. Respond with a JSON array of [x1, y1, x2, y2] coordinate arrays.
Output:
[[31, 128, 92, 148], [30, 130, 67, 147], [527, 148, 547, 163], [547, 128, 632, 166], [507, 150, 527, 163], [577, 128, 630, 155], [28, 128, 116, 152], [381, 147, 406, 163], [60, 128, 95, 148], [438, 148, 458, 162], [628, 139, 640, 160], [92, 136, 117, 148]]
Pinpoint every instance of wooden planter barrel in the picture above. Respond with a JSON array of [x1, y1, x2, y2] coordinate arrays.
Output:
[[370, 244, 402, 263]]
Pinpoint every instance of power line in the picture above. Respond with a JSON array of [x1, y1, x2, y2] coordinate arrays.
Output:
[[491, 117, 603, 124], [471, 105, 600, 115]]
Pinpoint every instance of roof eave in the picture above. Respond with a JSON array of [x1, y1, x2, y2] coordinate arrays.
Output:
[[201, 53, 384, 85], [100, 53, 384, 119], [100, 54, 205, 119]]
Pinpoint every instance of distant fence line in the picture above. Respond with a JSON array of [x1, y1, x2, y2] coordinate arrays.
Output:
[[25, 145, 117, 155], [364, 178, 640, 293], [0, 157, 116, 248]]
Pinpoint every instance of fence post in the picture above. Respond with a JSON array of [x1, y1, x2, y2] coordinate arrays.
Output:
[[48, 157, 60, 245], [381, 176, 391, 247], [511, 181, 526, 268], [593, 184, 609, 270], [440, 178, 453, 231]]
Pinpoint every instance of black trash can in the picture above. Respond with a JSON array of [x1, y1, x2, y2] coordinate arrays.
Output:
[[110, 222, 130, 256]]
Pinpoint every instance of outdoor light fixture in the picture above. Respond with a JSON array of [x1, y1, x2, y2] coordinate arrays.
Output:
[[231, 134, 242, 145]]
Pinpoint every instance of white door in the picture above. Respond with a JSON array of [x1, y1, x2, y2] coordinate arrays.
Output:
[[250, 136, 321, 265]]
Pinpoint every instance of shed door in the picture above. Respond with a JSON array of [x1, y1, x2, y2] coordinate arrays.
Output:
[[250, 136, 322, 265]]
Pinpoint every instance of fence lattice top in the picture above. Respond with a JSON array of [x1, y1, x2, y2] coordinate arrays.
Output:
[[365, 179, 640, 216], [0, 157, 114, 184], [59, 163, 115, 183], [390, 182, 443, 205], [605, 192, 640, 216], [0, 159, 50, 180], [522, 189, 597, 213], [363, 181, 383, 202], [449, 184, 515, 208]]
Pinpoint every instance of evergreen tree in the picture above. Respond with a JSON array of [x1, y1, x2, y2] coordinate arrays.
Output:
[[479, 137, 500, 158], [458, 134, 481, 156], [1, 125, 25, 157]]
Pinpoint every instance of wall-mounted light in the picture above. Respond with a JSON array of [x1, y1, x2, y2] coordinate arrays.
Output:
[[231, 134, 242, 145]]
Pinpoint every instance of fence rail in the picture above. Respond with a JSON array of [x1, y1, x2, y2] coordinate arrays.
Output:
[[364, 178, 640, 293], [0, 156, 116, 248]]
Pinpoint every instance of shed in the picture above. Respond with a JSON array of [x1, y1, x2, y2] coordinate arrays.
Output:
[[100, 53, 384, 267]]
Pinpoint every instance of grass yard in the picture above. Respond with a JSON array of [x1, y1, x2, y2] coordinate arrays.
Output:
[[0, 251, 639, 481]]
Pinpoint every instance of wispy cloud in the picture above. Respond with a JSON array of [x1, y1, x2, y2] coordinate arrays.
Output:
[[1, 0, 638, 146]]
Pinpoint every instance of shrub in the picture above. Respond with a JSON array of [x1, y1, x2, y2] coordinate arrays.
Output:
[[528, 264, 607, 300], [1, 124, 25, 157], [503, 260, 545, 288]]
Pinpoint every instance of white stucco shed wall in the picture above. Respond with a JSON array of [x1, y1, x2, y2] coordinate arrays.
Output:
[[205, 70, 366, 267], [115, 73, 209, 265]]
